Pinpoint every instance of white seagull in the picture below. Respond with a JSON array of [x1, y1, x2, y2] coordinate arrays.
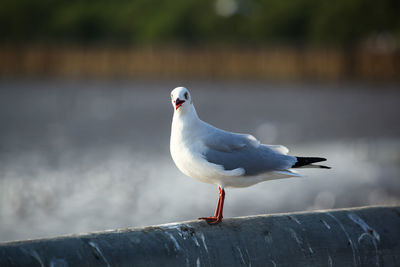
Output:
[[170, 87, 330, 224]]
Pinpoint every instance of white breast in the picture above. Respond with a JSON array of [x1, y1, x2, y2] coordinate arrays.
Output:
[[170, 120, 213, 184]]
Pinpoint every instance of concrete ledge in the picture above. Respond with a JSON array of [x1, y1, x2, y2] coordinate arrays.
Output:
[[1, 206, 399, 266]]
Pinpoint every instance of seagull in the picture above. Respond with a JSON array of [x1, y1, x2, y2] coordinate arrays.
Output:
[[170, 87, 330, 224]]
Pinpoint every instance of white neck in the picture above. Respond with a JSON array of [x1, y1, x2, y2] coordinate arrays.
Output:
[[171, 104, 203, 137], [173, 104, 199, 123]]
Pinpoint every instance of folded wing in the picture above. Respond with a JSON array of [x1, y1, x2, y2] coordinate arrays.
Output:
[[201, 128, 296, 176]]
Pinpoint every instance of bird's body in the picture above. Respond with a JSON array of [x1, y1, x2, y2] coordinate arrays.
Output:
[[170, 87, 330, 224], [170, 101, 300, 188]]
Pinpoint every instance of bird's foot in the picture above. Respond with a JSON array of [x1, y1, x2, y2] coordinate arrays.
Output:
[[198, 216, 222, 225]]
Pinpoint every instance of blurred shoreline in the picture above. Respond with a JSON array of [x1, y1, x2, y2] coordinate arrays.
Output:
[[1, 45, 399, 81]]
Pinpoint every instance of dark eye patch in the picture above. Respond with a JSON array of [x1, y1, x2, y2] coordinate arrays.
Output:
[[184, 92, 189, 100]]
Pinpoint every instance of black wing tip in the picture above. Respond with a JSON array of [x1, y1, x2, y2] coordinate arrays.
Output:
[[293, 157, 328, 168], [311, 157, 327, 162]]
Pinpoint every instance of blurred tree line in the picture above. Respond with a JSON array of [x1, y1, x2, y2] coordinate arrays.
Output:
[[0, 0, 399, 46]]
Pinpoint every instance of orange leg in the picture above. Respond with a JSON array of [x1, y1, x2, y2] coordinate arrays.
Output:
[[199, 187, 225, 224]]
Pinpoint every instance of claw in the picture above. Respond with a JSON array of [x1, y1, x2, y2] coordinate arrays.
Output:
[[199, 216, 222, 225]]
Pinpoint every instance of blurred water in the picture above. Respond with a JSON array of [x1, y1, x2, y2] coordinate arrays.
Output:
[[0, 79, 399, 242]]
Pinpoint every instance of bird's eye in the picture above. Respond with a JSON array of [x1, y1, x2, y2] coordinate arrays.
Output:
[[171, 94, 173, 99], [184, 92, 189, 100]]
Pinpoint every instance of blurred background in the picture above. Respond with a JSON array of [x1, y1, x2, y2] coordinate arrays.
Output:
[[0, 0, 399, 242]]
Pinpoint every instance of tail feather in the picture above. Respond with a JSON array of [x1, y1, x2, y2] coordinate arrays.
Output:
[[292, 157, 331, 169]]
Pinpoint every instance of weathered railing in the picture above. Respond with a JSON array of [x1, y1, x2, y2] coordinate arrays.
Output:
[[1, 206, 399, 266]]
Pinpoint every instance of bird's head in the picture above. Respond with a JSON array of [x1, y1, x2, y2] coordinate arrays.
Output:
[[170, 87, 192, 112]]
